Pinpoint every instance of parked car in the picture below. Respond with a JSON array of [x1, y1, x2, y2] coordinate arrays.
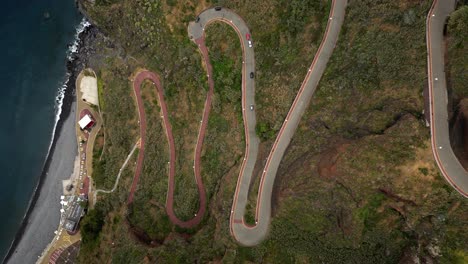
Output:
[[246, 33, 251, 40], [250, 72, 254, 79], [215, 6, 222, 11], [250, 105, 254, 111], [248, 40, 252, 48], [195, 16, 200, 22]]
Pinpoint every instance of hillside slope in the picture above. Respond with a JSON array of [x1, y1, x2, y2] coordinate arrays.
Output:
[[76, 0, 467, 263]]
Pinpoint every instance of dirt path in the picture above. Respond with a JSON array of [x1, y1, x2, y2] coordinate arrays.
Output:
[[128, 66, 211, 227], [127, 1, 347, 244]]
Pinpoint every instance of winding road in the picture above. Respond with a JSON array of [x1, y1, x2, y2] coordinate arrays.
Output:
[[123, 0, 468, 248], [427, 0, 468, 198], [128, 0, 347, 245]]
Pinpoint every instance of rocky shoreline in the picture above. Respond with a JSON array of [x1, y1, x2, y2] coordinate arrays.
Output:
[[2, 16, 101, 264]]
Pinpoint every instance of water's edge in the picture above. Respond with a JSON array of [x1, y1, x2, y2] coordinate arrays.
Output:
[[1, 16, 93, 264]]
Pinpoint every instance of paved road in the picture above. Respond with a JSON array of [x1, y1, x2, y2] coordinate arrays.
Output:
[[427, 0, 468, 198], [190, 0, 347, 246], [128, 0, 346, 244]]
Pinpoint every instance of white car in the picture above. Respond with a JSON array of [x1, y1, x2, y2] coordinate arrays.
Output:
[[248, 40, 252, 48], [250, 105, 254, 111]]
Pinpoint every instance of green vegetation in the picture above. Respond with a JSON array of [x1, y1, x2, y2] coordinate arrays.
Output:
[[88, 62, 139, 190], [96, 75, 105, 110], [419, 167, 429, 176], [439, 4, 468, 256], [77, 0, 468, 263], [256, 121, 275, 141], [126, 79, 172, 236], [80, 205, 105, 248], [447, 4, 468, 101]]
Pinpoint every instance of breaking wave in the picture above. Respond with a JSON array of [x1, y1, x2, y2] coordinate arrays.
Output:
[[48, 18, 90, 155]]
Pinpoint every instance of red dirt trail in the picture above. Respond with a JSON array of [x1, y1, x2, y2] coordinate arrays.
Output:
[[127, 37, 213, 228]]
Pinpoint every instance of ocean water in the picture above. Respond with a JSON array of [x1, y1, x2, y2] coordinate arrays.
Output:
[[0, 0, 82, 260]]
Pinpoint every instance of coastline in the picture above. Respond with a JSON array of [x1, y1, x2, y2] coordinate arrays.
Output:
[[2, 22, 96, 264]]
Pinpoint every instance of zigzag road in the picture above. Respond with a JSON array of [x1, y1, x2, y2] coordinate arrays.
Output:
[[128, 0, 347, 245]]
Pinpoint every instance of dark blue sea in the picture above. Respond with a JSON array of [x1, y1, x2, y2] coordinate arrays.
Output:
[[0, 0, 82, 260]]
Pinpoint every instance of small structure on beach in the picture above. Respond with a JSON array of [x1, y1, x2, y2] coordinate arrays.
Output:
[[78, 114, 95, 130], [64, 196, 87, 234]]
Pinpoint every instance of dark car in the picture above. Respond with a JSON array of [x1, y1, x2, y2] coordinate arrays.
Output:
[[215, 6, 222, 11], [195, 16, 200, 22], [250, 72, 254, 79]]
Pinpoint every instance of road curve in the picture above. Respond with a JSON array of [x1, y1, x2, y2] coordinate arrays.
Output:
[[128, 70, 208, 228], [128, 0, 347, 243], [426, 0, 468, 198], [190, 0, 346, 245]]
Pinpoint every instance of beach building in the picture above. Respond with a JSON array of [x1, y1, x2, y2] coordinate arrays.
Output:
[[78, 114, 95, 130], [64, 196, 87, 234]]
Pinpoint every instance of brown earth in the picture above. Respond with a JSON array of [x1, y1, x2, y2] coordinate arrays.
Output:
[[126, 218, 162, 247], [317, 141, 350, 179]]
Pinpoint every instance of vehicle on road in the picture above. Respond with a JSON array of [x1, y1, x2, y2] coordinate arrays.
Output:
[[250, 104, 254, 111], [215, 6, 222, 11], [195, 16, 200, 22], [246, 33, 252, 47], [250, 72, 254, 79]]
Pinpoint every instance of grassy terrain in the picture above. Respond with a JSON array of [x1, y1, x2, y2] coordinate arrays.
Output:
[[126, 79, 171, 239], [447, 4, 468, 102], [90, 59, 139, 190], [77, 0, 468, 263]]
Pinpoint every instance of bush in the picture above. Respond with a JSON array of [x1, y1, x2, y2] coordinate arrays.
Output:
[[81, 207, 105, 245], [256, 121, 275, 141]]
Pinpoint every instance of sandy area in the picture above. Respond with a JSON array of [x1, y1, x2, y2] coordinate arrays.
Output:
[[80, 76, 98, 106], [7, 102, 77, 264], [62, 156, 81, 196]]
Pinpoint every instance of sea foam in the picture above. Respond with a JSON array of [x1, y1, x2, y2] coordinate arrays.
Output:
[[48, 18, 90, 156], [2, 17, 91, 264]]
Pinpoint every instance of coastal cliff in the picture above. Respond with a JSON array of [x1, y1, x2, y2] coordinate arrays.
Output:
[[66, 0, 468, 263]]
